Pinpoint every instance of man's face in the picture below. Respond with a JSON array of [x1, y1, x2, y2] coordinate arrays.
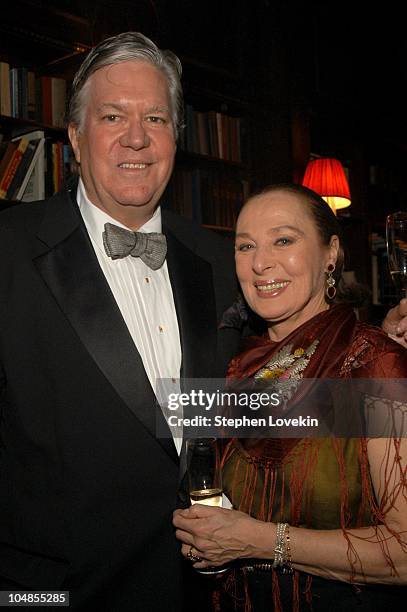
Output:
[[69, 60, 176, 229]]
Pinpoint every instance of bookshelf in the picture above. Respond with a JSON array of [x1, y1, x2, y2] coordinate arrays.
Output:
[[0, 115, 73, 205], [0, 0, 297, 233], [4, 2, 403, 325], [163, 137, 250, 230], [0, 0, 97, 206], [0, 19, 76, 205], [0, 1, 259, 232]]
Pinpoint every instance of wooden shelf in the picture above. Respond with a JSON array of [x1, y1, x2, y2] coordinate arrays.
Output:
[[176, 149, 249, 172], [0, 115, 66, 139]]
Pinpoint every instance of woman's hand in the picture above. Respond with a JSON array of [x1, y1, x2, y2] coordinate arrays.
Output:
[[173, 504, 271, 568], [382, 298, 407, 348]]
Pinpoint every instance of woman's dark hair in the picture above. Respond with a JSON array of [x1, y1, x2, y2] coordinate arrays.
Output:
[[239, 183, 370, 306]]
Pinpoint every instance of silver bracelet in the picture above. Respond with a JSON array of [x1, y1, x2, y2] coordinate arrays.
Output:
[[272, 522, 288, 569]]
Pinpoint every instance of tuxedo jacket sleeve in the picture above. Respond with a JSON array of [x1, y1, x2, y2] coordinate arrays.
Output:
[[0, 189, 241, 610]]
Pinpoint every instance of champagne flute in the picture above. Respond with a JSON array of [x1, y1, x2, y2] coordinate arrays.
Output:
[[186, 438, 228, 574], [187, 437, 223, 507], [386, 212, 407, 299]]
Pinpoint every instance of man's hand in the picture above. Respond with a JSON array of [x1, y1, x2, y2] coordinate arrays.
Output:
[[382, 298, 407, 348]]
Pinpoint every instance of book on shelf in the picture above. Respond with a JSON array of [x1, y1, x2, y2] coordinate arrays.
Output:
[[165, 164, 245, 229], [13, 68, 36, 121], [52, 141, 65, 192], [0, 138, 29, 199], [229, 116, 241, 163], [51, 77, 67, 128], [17, 67, 29, 120], [9, 130, 46, 201], [0, 61, 11, 117], [40, 76, 53, 126], [21, 142, 46, 203], [37, 75, 67, 128], [22, 160, 45, 202], [181, 105, 242, 161], [196, 112, 209, 157], [0, 141, 18, 181], [27, 70, 36, 121], [1, 62, 67, 126], [9, 68, 19, 118], [6, 139, 37, 200], [215, 112, 224, 159]]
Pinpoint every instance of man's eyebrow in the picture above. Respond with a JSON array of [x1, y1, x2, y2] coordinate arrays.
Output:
[[145, 105, 171, 113], [96, 102, 126, 112], [96, 103, 171, 114]]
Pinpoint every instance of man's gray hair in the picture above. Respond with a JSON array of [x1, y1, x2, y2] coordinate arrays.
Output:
[[67, 31, 184, 139]]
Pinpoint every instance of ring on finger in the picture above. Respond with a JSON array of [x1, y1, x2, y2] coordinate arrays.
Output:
[[187, 545, 202, 563]]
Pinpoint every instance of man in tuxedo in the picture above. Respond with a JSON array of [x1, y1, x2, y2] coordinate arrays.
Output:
[[0, 32, 241, 610]]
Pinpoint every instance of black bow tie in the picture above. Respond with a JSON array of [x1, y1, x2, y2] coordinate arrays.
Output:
[[102, 222, 167, 270]]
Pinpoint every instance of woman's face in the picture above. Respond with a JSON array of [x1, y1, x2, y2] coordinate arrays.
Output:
[[235, 191, 339, 341]]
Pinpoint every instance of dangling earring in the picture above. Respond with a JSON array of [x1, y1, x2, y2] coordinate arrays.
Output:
[[325, 263, 336, 299]]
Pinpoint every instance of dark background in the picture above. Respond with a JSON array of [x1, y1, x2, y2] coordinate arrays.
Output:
[[2, 1, 406, 182], [1, 0, 406, 320]]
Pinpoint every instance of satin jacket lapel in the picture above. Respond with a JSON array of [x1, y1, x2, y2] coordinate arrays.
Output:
[[164, 230, 217, 380], [33, 191, 178, 464], [164, 228, 218, 485]]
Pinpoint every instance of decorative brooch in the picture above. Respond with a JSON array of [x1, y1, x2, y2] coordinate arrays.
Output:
[[254, 340, 319, 405]]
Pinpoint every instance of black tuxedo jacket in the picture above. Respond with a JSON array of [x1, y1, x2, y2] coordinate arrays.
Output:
[[0, 188, 241, 610]]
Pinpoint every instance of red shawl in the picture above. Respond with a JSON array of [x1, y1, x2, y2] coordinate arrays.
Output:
[[216, 306, 407, 612]]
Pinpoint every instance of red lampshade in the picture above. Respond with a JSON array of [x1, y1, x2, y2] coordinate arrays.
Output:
[[302, 158, 351, 213]]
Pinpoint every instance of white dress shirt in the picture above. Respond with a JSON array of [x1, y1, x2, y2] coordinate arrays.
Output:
[[76, 179, 182, 453]]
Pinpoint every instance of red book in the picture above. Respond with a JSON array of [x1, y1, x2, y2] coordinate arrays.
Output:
[[6, 138, 38, 200], [0, 141, 18, 181], [0, 138, 29, 198]]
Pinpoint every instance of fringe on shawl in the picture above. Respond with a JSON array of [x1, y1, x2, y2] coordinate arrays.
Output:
[[215, 435, 407, 612]]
